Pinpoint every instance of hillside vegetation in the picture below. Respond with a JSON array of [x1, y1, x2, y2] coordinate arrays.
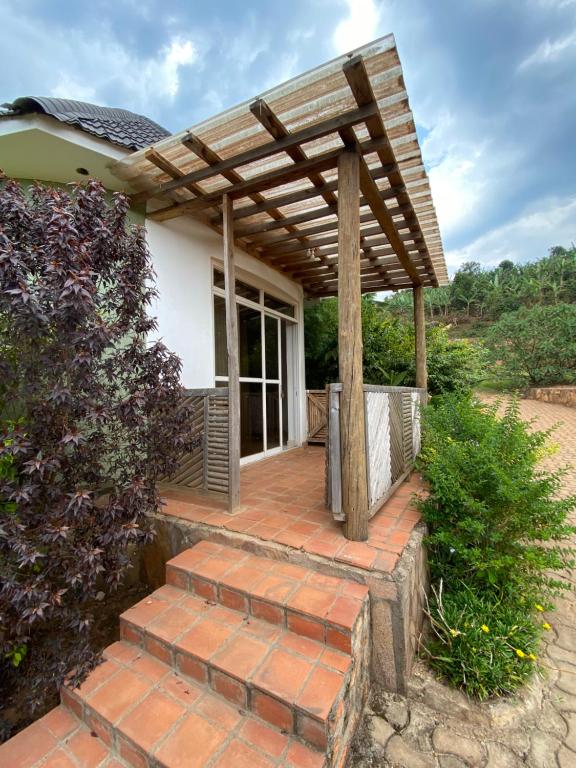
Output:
[[383, 246, 576, 331], [381, 246, 576, 388]]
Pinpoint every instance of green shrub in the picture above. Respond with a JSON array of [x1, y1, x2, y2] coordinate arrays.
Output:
[[418, 393, 575, 601], [424, 582, 543, 700], [304, 296, 487, 394], [487, 303, 576, 386], [425, 329, 487, 395], [417, 393, 575, 698]]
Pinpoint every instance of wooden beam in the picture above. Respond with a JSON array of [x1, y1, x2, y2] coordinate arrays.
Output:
[[413, 284, 427, 390], [223, 194, 241, 512], [179, 130, 340, 284], [250, 98, 338, 207], [357, 156, 422, 285], [149, 136, 389, 221], [150, 151, 341, 221], [134, 103, 378, 202], [144, 149, 211, 208], [244, 199, 409, 245], [342, 55, 436, 286], [317, 279, 416, 298], [262, 231, 424, 262], [225, 167, 403, 222], [337, 149, 369, 541], [303, 261, 428, 289], [236, 204, 337, 237]]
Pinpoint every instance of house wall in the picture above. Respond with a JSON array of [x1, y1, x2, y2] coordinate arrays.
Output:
[[146, 215, 307, 444]]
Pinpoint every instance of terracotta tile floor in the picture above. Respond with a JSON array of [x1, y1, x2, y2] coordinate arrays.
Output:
[[162, 446, 425, 573]]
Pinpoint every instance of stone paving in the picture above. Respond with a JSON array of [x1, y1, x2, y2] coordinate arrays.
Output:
[[349, 394, 576, 768]]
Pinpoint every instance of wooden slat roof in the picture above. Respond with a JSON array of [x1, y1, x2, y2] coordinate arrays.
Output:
[[111, 35, 448, 295]]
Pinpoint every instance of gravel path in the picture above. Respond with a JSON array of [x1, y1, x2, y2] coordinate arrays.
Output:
[[350, 394, 576, 768]]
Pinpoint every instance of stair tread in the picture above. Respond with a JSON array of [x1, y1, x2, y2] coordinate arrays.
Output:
[[0, 704, 130, 768], [120, 583, 352, 723], [62, 640, 326, 767], [167, 541, 369, 633]]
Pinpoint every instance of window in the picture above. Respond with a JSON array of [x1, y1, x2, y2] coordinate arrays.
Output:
[[212, 268, 295, 319]]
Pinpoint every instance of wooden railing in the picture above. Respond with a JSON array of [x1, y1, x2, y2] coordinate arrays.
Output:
[[162, 388, 230, 497], [326, 384, 426, 521], [306, 390, 328, 443]]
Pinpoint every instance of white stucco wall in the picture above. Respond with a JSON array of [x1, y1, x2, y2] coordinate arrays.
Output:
[[146, 216, 307, 444]]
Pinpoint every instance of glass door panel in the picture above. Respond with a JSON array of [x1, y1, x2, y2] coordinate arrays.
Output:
[[265, 383, 280, 450], [238, 306, 262, 378], [214, 295, 228, 377], [281, 320, 289, 445], [240, 382, 264, 458], [265, 315, 279, 380]]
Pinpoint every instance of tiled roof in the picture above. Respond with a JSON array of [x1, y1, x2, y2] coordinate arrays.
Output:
[[0, 96, 170, 151]]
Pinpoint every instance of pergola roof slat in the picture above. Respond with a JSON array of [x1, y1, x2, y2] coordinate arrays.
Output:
[[112, 35, 447, 292]]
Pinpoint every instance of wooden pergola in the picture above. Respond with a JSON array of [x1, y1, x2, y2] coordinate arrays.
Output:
[[112, 35, 448, 541]]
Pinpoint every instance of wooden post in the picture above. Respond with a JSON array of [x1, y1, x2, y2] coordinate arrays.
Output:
[[413, 284, 427, 390], [223, 194, 241, 512], [338, 149, 369, 541]]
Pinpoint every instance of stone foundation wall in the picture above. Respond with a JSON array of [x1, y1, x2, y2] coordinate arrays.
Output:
[[366, 526, 428, 694], [526, 386, 576, 408], [138, 514, 429, 696]]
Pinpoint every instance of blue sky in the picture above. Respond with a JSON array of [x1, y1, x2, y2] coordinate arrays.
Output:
[[1, 0, 575, 274]]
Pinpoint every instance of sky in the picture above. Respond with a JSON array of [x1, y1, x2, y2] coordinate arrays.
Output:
[[1, 0, 575, 275]]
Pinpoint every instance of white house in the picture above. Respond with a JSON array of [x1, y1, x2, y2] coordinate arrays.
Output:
[[0, 36, 448, 534]]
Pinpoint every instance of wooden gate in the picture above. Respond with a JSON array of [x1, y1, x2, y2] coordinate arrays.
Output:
[[306, 390, 328, 443]]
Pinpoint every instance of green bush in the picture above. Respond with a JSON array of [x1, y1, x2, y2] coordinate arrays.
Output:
[[417, 392, 575, 698], [425, 582, 543, 700], [487, 303, 576, 386], [426, 329, 487, 395]]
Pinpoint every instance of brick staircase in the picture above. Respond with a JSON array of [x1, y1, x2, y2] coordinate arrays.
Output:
[[1, 540, 371, 768]]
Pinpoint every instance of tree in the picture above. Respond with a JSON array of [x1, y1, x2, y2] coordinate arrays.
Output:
[[304, 295, 487, 394], [0, 178, 193, 708], [487, 304, 576, 385]]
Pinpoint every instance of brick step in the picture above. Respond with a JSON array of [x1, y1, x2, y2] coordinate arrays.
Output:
[[58, 640, 326, 768], [166, 540, 369, 654], [118, 581, 356, 756], [0, 703, 131, 768]]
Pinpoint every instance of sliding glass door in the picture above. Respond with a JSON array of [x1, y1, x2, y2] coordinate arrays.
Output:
[[213, 269, 296, 461]]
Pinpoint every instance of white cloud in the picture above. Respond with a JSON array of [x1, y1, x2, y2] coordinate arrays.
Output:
[[156, 39, 197, 98], [419, 112, 488, 238], [446, 195, 576, 272], [50, 75, 97, 103], [0, 2, 197, 118], [48, 38, 197, 106], [518, 30, 576, 70], [332, 0, 382, 54]]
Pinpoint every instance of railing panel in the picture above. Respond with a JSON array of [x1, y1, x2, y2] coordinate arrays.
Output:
[[326, 384, 426, 521], [163, 388, 230, 498], [365, 391, 391, 507], [326, 384, 344, 520]]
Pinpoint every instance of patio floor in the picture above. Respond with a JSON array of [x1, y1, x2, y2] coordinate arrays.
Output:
[[161, 446, 425, 573]]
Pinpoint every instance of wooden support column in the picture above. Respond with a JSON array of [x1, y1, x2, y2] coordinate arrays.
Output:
[[413, 284, 428, 390], [338, 149, 369, 541], [223, 194, 241, 512]]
